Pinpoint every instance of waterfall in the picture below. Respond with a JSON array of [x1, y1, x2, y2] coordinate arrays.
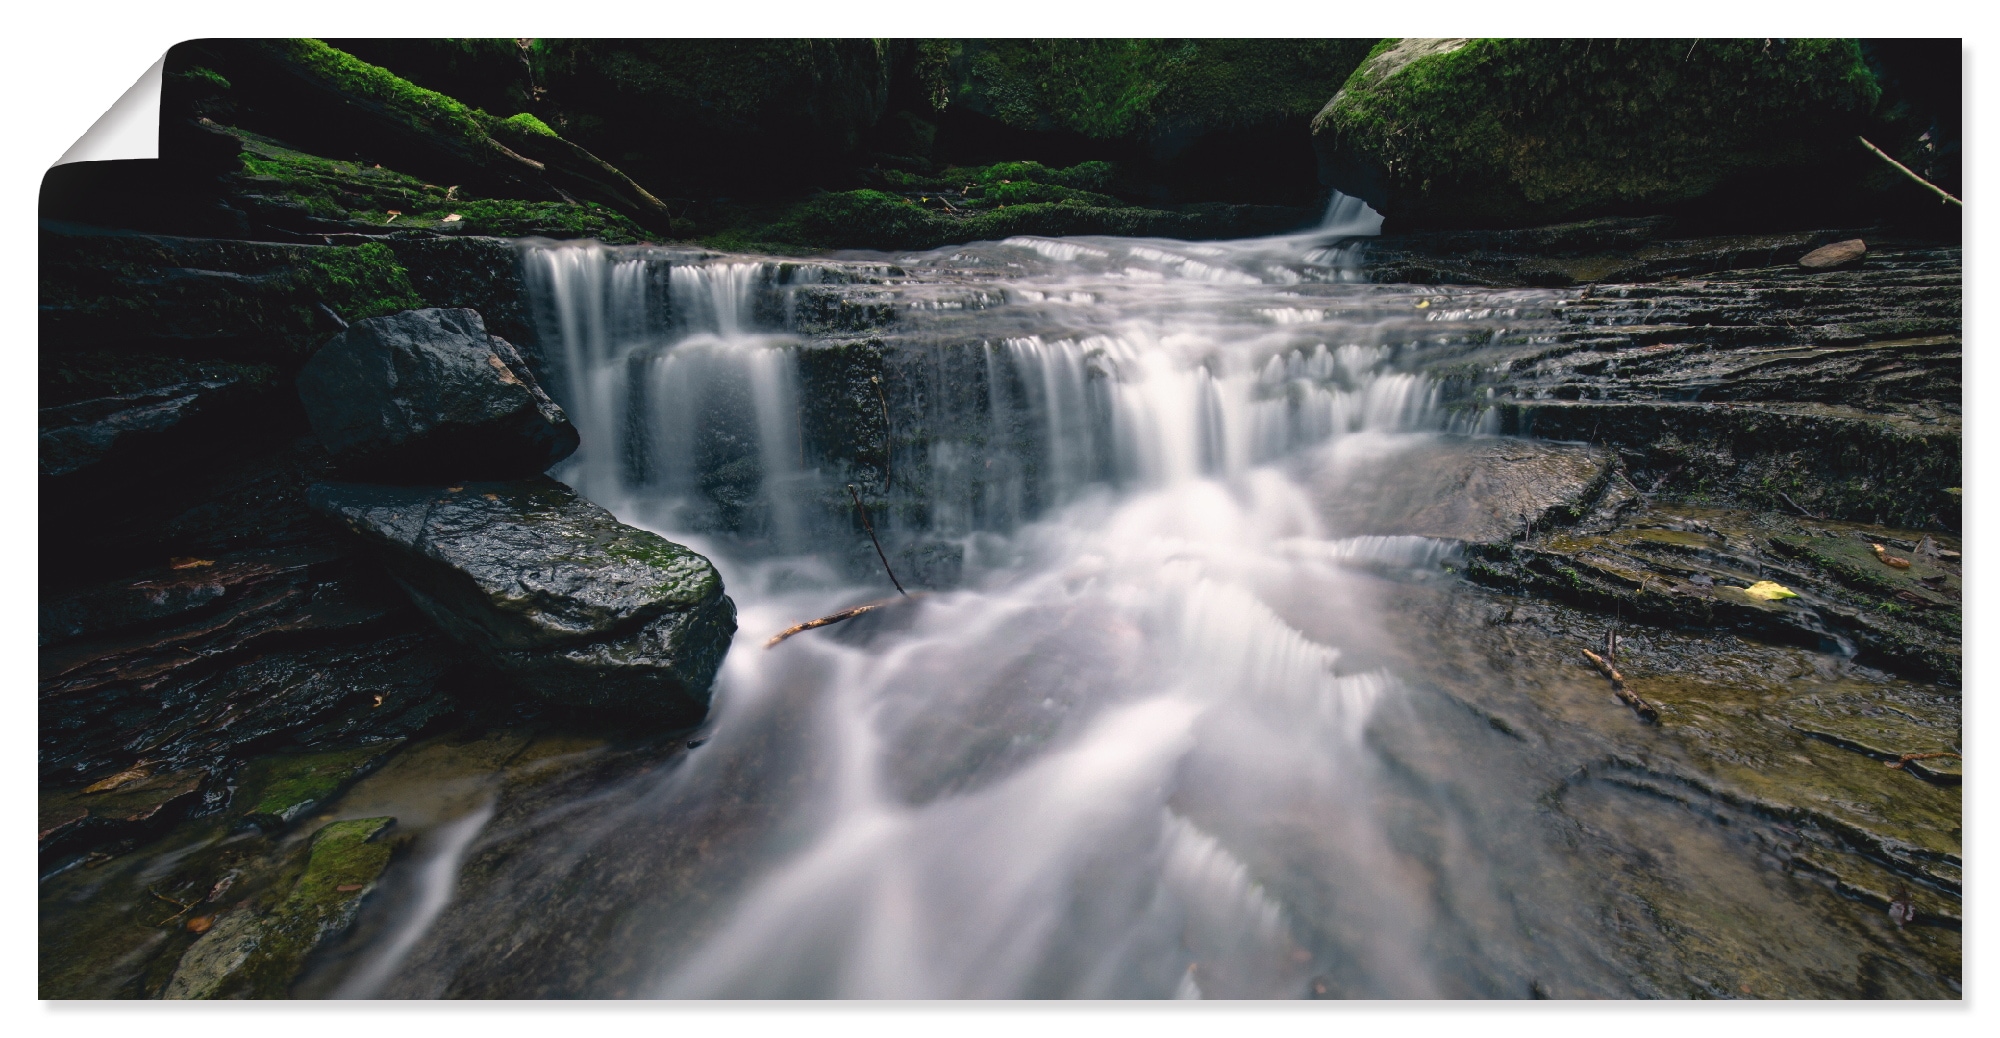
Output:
[[449, 225, 1510, 998]]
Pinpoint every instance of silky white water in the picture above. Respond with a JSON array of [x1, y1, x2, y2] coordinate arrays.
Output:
[[440, 199, 1547, 997]]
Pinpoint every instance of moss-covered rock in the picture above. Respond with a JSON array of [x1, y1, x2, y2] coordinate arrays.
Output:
[[226, 127, 650, 242], [170, 39, 674, 234], [163, 816, 396, 998], [309, 478, 736, 722], [946, 39, 1376, 145], [1312, 38, 1883, 228], [231, 745, 400, 831]]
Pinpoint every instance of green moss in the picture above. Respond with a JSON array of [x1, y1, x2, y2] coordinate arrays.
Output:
[[164, 817, 397, 999], [231, 744, 399, 831], [290, 243, 426, 322], [276, 38, 494, 147], [177, 65, 231, 91], [502, 111, 558, 137], [1317, 38, 1882, 226], [231, 130, 647, 243]]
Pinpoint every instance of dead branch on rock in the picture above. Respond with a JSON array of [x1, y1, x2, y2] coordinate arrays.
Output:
[[1860, 136, 1962, 207], [1779, 491, 1820, 520], [1582, 642, 1659, 723]]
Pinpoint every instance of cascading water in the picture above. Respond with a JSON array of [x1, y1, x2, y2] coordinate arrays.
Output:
[[342, 198, 1613, 998]]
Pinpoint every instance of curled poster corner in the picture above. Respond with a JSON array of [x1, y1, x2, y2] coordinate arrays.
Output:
[[55, 53, 165, 166]]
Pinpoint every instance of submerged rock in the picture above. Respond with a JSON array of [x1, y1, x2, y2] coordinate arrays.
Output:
[[295, 308, 578, 481], [309, 478, 736, 723], [1310, 437, 1614, 543], [163, 816, 396, 999]]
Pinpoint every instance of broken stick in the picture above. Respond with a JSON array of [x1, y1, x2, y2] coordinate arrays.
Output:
[[1859, 136, 1963, 207], [765, 594, 928, 648], [1582, 646, 1660, 723]]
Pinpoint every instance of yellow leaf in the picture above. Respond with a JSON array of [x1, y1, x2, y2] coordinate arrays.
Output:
[[1742, 580, 1799, 601]]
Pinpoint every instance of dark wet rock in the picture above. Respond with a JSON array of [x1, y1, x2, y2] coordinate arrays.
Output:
[[39, 769, 209, 861], [231, 745, 402, 832], [310, 478, 736, 722], [295, 308, 578, 481], [1312, 39, 1882, 229], [1422, 245, 1961, 528], [1463, 498, 1960, 684], [1310, 438, 1613, 542], [164, 816, 396, 999], [1801, 238, 1867, 269], [38, 545, 462, 787], [40, 375, 276, 479]]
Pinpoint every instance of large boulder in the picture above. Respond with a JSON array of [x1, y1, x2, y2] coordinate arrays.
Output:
[[1311, 38, 1882, 228], [309, 478, 736, 723], [296, 308, 578, 481]]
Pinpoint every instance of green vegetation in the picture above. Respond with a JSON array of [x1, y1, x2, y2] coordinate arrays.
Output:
[[232, 131, 647, 242], [274, 38, 493, 147], [231, 744, 399, 831], [290, 243, 427, 322], [1315, 38, 1882, 226], [948, 39, 1377, 140]]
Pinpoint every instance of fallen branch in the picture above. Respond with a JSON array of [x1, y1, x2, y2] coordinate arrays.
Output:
[[1859, 136, 1962, 207], [1582, 647, 1660, 723], [1779, 491, 1820, 520], [849, 483, 907, 597], [764, 593, 926, 648]]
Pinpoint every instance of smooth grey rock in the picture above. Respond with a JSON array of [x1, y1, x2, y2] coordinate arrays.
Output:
[[295, 308, 578, 481], [1309, 436, 1613, 544], [1800, 238, 1867, 269], [309, 478, 735, 722]]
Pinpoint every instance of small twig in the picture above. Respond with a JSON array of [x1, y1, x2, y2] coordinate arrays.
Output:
[[872, 375, 893, 492], [147, 887, 197, 925], [1779, 491, 1820, 520], [1859, 136, 1963, 207], [764, 593, 927, 648], [1582, 647, 1659, 723], [849, 484, 907, 596]]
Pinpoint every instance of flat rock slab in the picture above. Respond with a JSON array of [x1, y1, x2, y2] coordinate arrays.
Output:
[[296, 308, 578, 481], [310, 478, 736, 723], [1309, 436, 1613, 544]]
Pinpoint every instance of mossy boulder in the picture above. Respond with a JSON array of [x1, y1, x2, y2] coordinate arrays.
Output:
[[163, 816, 396, 998], [1311, 38, 1883, 228], [310, 478, 736, 723]]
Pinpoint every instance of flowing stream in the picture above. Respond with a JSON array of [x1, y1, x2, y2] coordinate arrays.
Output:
[[333, 199, 1657, 998]]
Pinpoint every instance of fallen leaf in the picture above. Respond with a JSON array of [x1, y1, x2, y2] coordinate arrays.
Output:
[[1414, 299, 1431, 309], [447, 486, 464, 492], [186, 915, 214, 934], [371, 694, 385, 708], [442, 213, 463, 223], [168, 557, 215, 570], [84, 765, 152, 793], [1870, 543, 1911, 569], [336, 884, 364, 893], [484, 493, 500, 501], [1741, 580, 1799, 601]]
